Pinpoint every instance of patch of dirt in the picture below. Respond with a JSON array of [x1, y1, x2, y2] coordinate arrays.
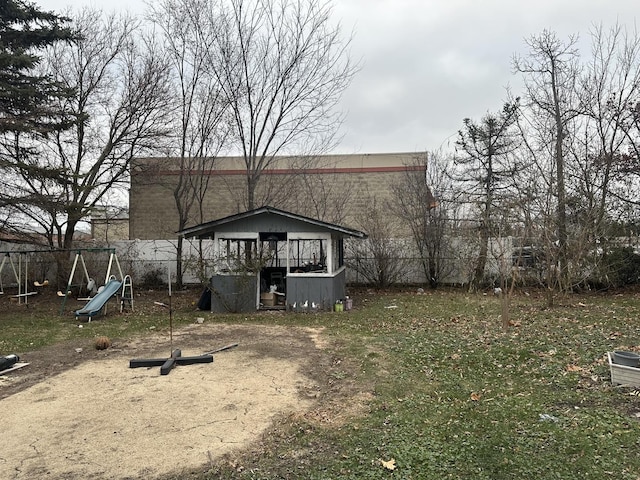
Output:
[[0, 320, 341, 480]]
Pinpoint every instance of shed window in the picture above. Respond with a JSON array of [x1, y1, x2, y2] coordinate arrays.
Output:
[[217, 238, 258, 272], [289, 238, 328, 273], [259, 232, 287, 268]]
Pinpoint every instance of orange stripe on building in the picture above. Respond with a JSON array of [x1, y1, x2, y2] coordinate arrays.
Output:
[[149, 165, 425, 176]]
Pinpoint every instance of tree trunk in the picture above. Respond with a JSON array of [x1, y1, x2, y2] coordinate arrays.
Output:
[[545, 252, 556, 308], [56, 218, 79, 288], [472, 222, 489, 291], [247, 174, 257, 210], [500, 290, 510, 329], [428, 258, 438, 289]]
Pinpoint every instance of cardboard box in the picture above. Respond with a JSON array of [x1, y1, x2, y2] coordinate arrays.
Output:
[[260, 292, 275, 307]]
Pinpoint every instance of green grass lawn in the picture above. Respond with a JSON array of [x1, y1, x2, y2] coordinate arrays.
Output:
[[3, 287, 640, 479]]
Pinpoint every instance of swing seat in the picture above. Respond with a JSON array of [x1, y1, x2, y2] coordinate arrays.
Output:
[[12, 292, 38, 298]]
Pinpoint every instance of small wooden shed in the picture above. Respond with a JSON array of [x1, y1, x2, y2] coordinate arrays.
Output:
[[178, 206, 367, 313]]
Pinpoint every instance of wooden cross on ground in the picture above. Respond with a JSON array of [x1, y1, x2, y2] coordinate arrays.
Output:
[[129, 343, 238, 375], [129, 349, 213, 375]]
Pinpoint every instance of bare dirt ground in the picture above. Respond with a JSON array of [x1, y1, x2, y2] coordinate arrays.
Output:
[[0, 315, 341, 479]]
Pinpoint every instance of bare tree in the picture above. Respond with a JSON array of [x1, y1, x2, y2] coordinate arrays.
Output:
[[284, 154, 355, 224], [581, 23, 640, 213], [58, 10, 172, 249], [148, 0, 231, 287], [346, 193, 411, 288], [0, 8, 172, 256], [206, 0, 358, 209], [390, 152, 454, 289], [559, 22, 640, 282], [513, 30, 582, 295], [593, 24, 640, 210], [296, 172, 354, 225]]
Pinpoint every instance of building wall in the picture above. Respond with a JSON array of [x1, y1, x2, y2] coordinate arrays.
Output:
[[129, 152, 426, 240], [91, 219, 129, 243]]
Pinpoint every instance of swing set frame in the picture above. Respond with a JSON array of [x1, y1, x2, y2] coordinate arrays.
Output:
[[0, 251, 39, 304], [0, 247, 130, 313]]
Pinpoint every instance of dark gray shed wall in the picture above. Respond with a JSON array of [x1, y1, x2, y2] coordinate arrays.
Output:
[[209, 274, 257, 313], [286, 269, 346, 311]]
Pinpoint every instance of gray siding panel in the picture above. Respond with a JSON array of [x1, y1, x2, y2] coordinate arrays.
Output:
[[209, 274, 257, 313], [287, 269, 346, 310], [214, 214, 336, 235]]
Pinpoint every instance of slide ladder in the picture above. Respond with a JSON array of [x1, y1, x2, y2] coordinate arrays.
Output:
[[120, 275, 134, 312]]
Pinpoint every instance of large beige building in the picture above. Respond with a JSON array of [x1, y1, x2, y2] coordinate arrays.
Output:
[[129, 152, 426, 240], [90, 209, 130, 243]]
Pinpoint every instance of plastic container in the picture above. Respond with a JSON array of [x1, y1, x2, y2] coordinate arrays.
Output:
[[609, 352, 640, 386], [613, 350, 640, 367], [345, 297, 353, 310]]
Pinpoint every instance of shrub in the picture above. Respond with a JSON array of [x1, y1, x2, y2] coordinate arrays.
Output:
[[599, 247, 640, 287], [140, 267, 166, 288]]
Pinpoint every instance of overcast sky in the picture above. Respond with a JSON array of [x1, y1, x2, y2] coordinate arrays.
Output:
[[36, 0, 640, 155]]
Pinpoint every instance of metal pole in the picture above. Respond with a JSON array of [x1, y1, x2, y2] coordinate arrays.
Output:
[[168, 263, 173, 354], [79, 254, 91, 285], [0, 255, 6, 294], [60, 253, 80, 314], [105, 253, 115, 285], [113, 254, 124, 281], [8, 254, 19, 293], [23, 254, 28, 305], [17, 254, 22, 304]]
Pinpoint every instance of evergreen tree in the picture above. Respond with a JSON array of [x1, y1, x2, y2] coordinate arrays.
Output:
[[0, 0, 75, 234], [0, 0, 75, 137], [453, 101, 521, 290]]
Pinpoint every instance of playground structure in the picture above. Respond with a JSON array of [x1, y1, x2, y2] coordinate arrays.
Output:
[[58, 248, 134, 321], [0, 251, 41, 304], [0, 247, 133, 320]]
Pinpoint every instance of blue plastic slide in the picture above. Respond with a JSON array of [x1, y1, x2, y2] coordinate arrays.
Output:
[[74, 279, 122, 320]]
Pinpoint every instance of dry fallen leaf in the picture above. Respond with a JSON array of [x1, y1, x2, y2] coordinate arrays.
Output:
[[380, 458, 397, 471], [470, 392, 482, 401], [565, 364, 583, 372], [451, 353, 461, 360]]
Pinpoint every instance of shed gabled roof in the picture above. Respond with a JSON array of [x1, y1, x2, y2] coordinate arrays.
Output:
[[178, 206, 367, 239]]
